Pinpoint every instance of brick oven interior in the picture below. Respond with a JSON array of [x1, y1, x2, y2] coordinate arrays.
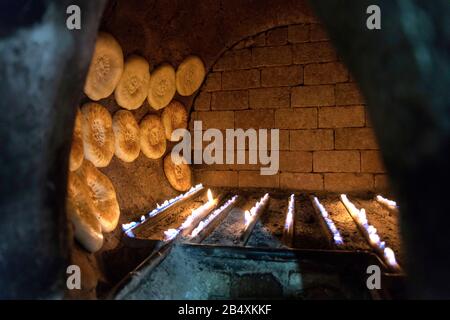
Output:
[[61, 0, 404, 300], [2, 0, 449, 300]]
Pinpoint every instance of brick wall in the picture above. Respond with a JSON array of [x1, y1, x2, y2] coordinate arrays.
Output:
[[191, 24, 388, 193]]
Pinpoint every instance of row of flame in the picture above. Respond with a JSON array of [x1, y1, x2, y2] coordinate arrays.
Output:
[[164, 191, 269, 241], [341, 194, 399, 270], [122, 184, 399, 269], [121, 183, 204, 237], [312, 196, 344, 245], [163, 189, 217, 241]]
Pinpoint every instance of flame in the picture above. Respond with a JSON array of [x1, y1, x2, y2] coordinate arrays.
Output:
[[244, 210, 252, 226], [312, 196, 343, 245], [369, 233, 381, 246], [125, 230, 135, 238], [190, 195, 238, 238], [359, 209, 368, 225], [164, 193, 218, 242], [376, 195, 398, 210], [207, 189, 213, 202], [341, 194, 399, 269], [121, 221, 137, 231], [384, 247, 399, 268], [122, 183, 204, 232], [164, 228, 179, 241], [284, 194, 295, 231], [244, 193, 270, 227]]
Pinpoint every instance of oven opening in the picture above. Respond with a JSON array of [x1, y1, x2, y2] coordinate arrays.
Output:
[[1, 0, 449, 301]]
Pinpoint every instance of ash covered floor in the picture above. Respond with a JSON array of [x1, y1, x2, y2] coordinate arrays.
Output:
[[72, 187, 404, 299], [131, 188, 402, 259]]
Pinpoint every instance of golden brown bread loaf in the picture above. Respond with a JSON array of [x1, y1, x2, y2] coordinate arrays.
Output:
[[80, 102, 115, 168], [76, 160, 120, 233], [84, 32, 124, 101], [112, 110, 140, 162], [140, 114, 167, 159], [147, 63, 176, 110], [176, 55, 205, 96], [69, 109, 84, 171], [66, 171, 104, 253], [115, 55, 150, 110], [161, 100, 188, 141], [164, 154, 192, 192]]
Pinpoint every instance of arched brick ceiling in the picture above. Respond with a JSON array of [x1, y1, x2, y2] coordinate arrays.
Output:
[[97, 0, 320, 222]]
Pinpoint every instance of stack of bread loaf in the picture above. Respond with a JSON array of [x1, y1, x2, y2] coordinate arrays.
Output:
[[67, 32, 204, 252]]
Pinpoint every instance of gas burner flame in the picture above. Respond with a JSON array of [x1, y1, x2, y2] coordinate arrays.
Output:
[[384, 247, 399, 269], [163, 228, 179, 242], [376, 195, 398, 210], [122, 221, 137, 231], [207, 189, 213, 202], [312, 196, 343, 245], [284, 194, 295, 231], [244, 193, 269, 227], [163, 189, 217, 242], [190, 195, 238, 238], [341, 194, 399, 269], [121, 184, 204, 233], [244, 210, 251, 226], [369, 233, 381, 246], [341, 194, 367, 224]]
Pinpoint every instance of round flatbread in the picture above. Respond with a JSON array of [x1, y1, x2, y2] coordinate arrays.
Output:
[[176, 55, 205, 96], [77, 160, 120, 233], [69, 109, 84, 171], [112, 110, 140, 162], [84, 32, 124, 101], [140, 114, 167, 159], [80, 102, 115, 167], [161, 100, 188, 141], [67, 172, 103, 253], [147, 63, 176, 110], [163, 154, 192, 192], [115, 55, 150, 110], [67, 169, 90, 203]]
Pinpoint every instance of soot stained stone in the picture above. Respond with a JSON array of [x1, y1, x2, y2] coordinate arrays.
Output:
[[0, 0, 107, 299]]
